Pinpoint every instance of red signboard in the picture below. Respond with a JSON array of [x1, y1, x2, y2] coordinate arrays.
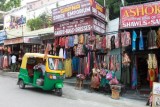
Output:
[[54, 17, 92, 36], [52, 0, 105, 23], [120, 1, 160, 29], [54, 17, 106, 36]]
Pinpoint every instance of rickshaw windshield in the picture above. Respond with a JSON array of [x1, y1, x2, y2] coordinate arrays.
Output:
[[48, 58, 64, 70]]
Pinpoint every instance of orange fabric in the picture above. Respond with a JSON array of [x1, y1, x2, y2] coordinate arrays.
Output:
[[149, 69, 155, 81], [89, 0, 93, 6]]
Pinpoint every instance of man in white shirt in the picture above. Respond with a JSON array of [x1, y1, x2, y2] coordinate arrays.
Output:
[[11, 54, 17, 72]]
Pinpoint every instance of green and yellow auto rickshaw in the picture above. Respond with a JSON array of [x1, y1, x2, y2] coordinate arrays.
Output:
[[17, 53, 65, 96]]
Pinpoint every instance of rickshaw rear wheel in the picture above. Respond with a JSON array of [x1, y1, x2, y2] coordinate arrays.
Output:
[[19, 80, 25, 89], [56, 88, 62, 96]]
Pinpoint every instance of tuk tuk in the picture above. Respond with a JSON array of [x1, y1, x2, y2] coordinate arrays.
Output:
[[17, 53, 65, 96]]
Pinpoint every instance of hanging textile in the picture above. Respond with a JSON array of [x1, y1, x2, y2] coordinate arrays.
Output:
[[96, 35, 101, 49], [74, 35, 78, 45], [64, 58, 72, 77], [157, 28, 160, 48], [147, 30, 157, 49], [139, 30, 144, 50], [65, 36, 69, 49], [72, 56, 79, 73], [79, 34, 84, 44], [68, 36, 74, 47], [106, 36, 111, 49], [101, 36, 106, 49], [132, 30, 137, 51], [132, 64, 137, 89], [121, 31, 131, 47], [110, 35, 115, 50], [3, 55, 8, 69], [59, 48, 63, 58], [115, 35, 120, 48], [63, 49, 66, 59], [147, 54, 158, 88]]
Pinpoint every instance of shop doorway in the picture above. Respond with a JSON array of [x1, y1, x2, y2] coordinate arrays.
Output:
[[137, 54, 149, 89]]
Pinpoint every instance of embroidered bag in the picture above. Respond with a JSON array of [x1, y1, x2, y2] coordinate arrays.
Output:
[[106, 72, 112, 80]]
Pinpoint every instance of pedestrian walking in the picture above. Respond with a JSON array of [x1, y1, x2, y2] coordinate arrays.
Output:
[[11, 53, 17, 72]]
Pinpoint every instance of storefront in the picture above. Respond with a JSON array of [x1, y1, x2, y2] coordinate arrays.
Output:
[[52, 0, 109, 83], [0, 31, 7, 69], [3, 36, 42, 70], [120, 1, 160, 93]]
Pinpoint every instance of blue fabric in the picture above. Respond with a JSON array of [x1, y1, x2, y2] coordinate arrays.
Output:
[[132, 65, 137, 89], [72, 57, 79, 72], [63, 49, 66, 59], [139, 31, 144, 50], [132, 30, 137, 51], [68, 36, 74, 47]]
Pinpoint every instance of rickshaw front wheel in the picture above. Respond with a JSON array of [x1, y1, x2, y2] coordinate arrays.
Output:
[[19, 80, 25, 89], [56, 88, 62, 96]]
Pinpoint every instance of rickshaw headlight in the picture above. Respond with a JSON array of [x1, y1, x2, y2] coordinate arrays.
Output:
[[48, 74, 56, 79], [52, 75, 56, 79]]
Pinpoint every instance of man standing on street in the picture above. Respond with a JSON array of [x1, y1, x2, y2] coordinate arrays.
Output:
[[11, 53, 17, 72]]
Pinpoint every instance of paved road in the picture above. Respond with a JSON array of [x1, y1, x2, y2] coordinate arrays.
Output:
[[0, 76, 146, 107]]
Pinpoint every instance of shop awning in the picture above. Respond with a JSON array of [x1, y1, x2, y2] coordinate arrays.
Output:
[[4, 36, 42, 45]]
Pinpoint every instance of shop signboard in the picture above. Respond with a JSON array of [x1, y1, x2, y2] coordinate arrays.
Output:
[[4, 37, 24, 45], [93, 18, 106, 34], [120, 1, 160, 29], [0, 31, 7, 44], [54, 17, 93, 36], [152, 82, 160, 107], [23, 37, 41, 44], [52, 0, 105, 23], [91, 0, 106, 21]]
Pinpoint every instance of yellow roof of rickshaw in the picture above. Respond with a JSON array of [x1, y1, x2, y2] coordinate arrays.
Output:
[[24, 53, 63, 59]]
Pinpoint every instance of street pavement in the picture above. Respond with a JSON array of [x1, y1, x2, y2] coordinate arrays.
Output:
[[0, 73, 147, 107]]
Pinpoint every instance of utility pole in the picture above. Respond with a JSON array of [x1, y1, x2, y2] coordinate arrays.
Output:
[[21, 15, 24, 37], [104, 0, 106, 7]]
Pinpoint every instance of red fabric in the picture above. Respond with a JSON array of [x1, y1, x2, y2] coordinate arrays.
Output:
[[101, 36, 106, 49], [27, 65, 34, 69]]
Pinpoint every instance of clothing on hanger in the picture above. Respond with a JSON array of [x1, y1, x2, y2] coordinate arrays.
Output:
[[132, 30, 137, 51], [139, 30, 144, 50]]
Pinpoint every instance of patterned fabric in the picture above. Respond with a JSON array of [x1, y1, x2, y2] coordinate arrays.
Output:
[[106, 36, 111, 49], [147, 54, 157, 69], [121, 31, 131, 47], [115, 35, 119, 48], [76, 44, 85, 56], [96, 35, 101, 49], [74, 35, 78, 45], [157, 28, 160, 48], [147, 30, 157, 49], [79, 34, 84, 44], [65, 36, 69, 49], [101, 36, 106, 49]]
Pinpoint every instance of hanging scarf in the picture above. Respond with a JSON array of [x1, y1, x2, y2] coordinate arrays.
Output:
[[132, 65, 137, 89], [132, 30, 137, 51], [139, 30, 144, 50]]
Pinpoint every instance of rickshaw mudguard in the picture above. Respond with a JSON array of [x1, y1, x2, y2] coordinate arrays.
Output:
[[55, 83, 63, 88]]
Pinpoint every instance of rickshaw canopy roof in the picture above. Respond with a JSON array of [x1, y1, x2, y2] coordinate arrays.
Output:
[[24, 53, 63, 59], [21, 53, 63, 69]]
